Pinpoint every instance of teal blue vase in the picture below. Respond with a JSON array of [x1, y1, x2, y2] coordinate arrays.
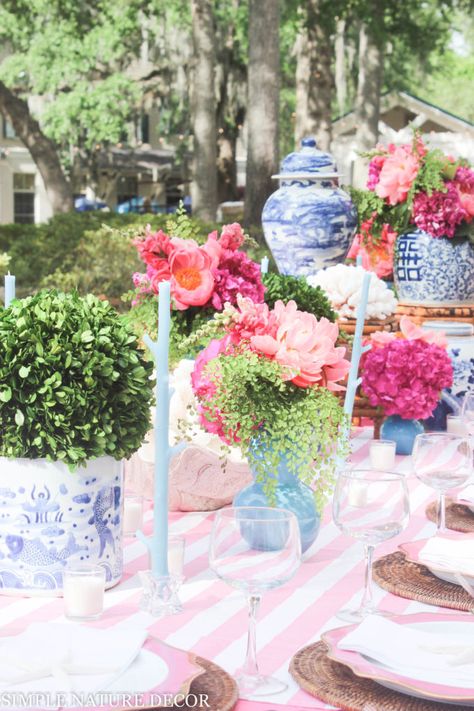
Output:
[[380, 415, 424, 455], [233, 442, 320, 553]]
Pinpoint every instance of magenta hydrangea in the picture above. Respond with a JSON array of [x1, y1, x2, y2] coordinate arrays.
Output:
[[412, 182, 467, 238], [361, 339, 453, 420], [208, 249, 265, 311]]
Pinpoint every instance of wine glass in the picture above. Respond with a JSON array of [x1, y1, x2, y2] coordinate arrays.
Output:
[[461, 393, 474, 438], [333, 469, 409, 622], [209, 507, 301, 696], [412, 432, 472, 532]]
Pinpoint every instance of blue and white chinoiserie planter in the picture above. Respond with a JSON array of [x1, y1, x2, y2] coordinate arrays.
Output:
[[394, 229, 474, 303], [422, 321, 474, 430], [262, 137, 357, 278], [0, 457, 123, 596]]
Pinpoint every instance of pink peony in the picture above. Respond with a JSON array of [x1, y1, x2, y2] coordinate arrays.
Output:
[[249, 300, 350, 390], [454, 166, 474, 222], [347, 216, 397, 278], [367, 153, 386, 190], [134, 229, 173, 270], [210, 250, 266, 311], [399, 315, 448, 348], [375, 145, 419, 205], [169, 245, 215, 309], [412, 182, 467, 238], [227, 296, 276, 343], [361, 339, 453, 420], [218, 223, 246, 250]]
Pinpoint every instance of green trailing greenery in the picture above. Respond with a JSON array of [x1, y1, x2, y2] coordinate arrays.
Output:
[[202, 351, 348, 511], [0, 290, 154, 468], [263, 273, 337, 322]]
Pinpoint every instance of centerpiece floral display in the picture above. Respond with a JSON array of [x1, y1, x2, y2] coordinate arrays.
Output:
[[348, 136, 474, 301], [190, 296, 350, 548], [360, 316, 453, 453], [126, 213, 265, 365]]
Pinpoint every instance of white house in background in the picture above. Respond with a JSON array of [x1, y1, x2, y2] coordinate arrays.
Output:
[[331, 91, 474, 187], [0, 115, 53, 224]]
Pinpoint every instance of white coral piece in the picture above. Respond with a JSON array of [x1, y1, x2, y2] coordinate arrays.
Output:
[[307, 264, 398, 321]]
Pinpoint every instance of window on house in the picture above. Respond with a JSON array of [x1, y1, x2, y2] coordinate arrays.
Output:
[[13, 173, 35, 224], [3, 119, 17, 139], [117, 176, 138, 205]]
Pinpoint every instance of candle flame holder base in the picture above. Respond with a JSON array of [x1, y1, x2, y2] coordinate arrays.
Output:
[[139, 571, 183, 617]]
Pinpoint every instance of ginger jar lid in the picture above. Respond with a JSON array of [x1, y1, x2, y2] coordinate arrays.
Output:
[[272, 137, 340, 180]]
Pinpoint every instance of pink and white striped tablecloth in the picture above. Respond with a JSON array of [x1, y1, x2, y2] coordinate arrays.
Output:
[[0, 429, 447, 710]]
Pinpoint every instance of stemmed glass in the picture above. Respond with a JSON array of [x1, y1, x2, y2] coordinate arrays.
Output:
[[333, 469, 409, 622], [461, 393, 474, 438], [412, 432, 472, 532], [209, 507, 301, 696]]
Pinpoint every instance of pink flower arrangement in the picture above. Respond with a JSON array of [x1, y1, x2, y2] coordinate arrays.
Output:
[[361, 317, 453, 420], [349, 136, 474, 278], [132, 222, 264, 312], [192, 297, 350, 441]]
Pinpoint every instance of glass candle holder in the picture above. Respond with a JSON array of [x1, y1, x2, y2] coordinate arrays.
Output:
[[123, 494, 144, 537], [446, 415, 468, 436], [369, 440, 396, 471], [63, 564, 106, 621], [143, 535, 186, 616]]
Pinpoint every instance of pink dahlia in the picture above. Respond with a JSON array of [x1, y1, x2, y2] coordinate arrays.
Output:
[[375, 145, 419, 205], [361, 339, 453, 420], [209, 249, 265, 311], [412, 182, 467, 238]]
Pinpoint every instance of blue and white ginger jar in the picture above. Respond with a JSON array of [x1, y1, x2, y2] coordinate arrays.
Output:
[[394, 229, 474, 303], [262, 137, 357, 277]]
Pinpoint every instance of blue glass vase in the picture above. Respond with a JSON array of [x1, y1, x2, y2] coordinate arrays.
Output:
[[233, 444, 320, 553], [380, 415, 424, 455]]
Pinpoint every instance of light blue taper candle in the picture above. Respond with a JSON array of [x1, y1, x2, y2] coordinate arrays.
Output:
[[260, 256, 269, 274], [356, 254, 363, 267], [344, 271, 371, 421], [4, 273, 15, 308], [138, 281, 171, 578]]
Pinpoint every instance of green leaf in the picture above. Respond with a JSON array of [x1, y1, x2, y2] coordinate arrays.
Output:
[[0, 387, 12, 402], [19, 366, 30, 378], [15, 409, 24, 426]]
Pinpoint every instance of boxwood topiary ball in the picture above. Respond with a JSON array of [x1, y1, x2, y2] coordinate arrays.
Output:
[[0, 290, 154, 467]]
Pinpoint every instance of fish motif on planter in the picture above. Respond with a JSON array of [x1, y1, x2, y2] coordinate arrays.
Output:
[[20, 485, 61, 524], [89, 486, 121, 558], [5, 533, 85, 567]]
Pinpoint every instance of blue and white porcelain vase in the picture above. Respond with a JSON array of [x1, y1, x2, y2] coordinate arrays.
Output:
[[233, 442, 320, 553], [262, 137, 357, 277], [0, 456, 123, 595], [422, 321, 474, 430], [394, 229, 474, 303], [380, 415, 424, 455]]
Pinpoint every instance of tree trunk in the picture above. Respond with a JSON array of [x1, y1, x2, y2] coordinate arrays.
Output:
[[244, 0, 280, 227], [190, 0, 218, 221], [335, 18, 346, 116], [294, 1, 333, 151], [217, 133, 237, 203], [0, 81, 73, 214], [355, 21, 384, 151]]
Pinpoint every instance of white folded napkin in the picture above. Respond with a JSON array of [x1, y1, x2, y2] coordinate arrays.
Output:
[[418, 536, 474, 576], [338, 616, 474, 687], [459, 484, 474, 505], [0, 623, 147, 694]]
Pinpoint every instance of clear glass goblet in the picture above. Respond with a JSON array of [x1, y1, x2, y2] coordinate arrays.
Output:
[[461, 393, 474, 438], [209, 506, 301, 697], [412, 432, 473, 532], [333, 469, 409, 623]]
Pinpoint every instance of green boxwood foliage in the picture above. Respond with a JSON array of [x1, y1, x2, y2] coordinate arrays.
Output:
[[263, 273, 337, 322], [0, 290, 154, 468]]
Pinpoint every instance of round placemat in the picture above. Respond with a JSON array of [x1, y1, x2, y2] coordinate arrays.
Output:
[[290, 640, 467, 711], [372, 551, 474, 612], [426, 499, 474, 533]]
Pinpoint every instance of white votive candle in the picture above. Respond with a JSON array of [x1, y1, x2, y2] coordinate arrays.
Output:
[[123, 495, 144, 536], [369, 440, 396, 471], [63, 565, 105, 621], [446, 415, 468, 436]]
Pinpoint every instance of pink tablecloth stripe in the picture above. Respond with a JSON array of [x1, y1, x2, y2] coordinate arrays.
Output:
[[0, 428, 443, 710]]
